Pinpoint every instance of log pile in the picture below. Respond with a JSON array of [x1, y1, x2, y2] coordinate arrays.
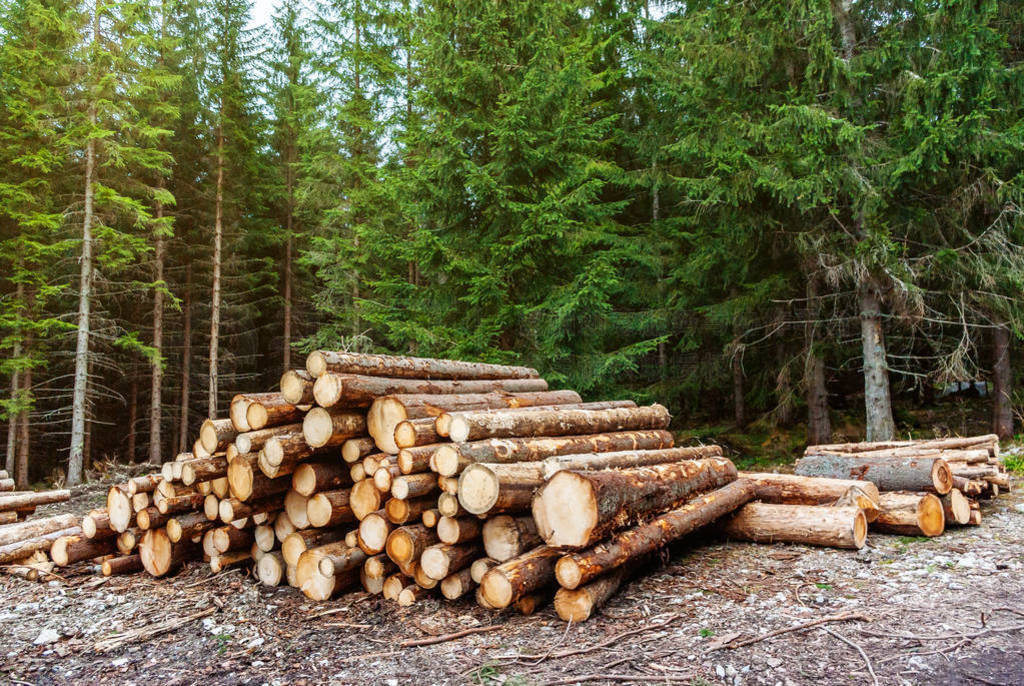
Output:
[[0, 351, 1010, 627]]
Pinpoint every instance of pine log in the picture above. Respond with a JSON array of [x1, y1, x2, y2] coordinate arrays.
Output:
[[556, 480, 756, 589], [482, 515, 542, 562], [872, 492, 945, 537], [181, 456, 229, 485], [210, 550, 252, 573], [385, 495, 435, 525], [440, 566, 477, 600], [458, 463, 545, 515], [385, 524, 439, 565], [107, 487, 134, 533], [297, 553, 360, 601], [435, 400, 638, 438], [394, 418, 442, 450], [471, 557, 497, 584], [398, 584, 433, 606], [126, 474, 163, 496], [806, 434, 999, 456], [51, 534, 118, 566], [316, 543, 368, 577], [373, 463, 401, 493], [257, 551, 286, 586], [203, 494, 220, 521], [382, 572, 411, 600], [940, 489, 971, 525], [396, 446, 437, 475], [437, 516, 483, 545], [230, 394, 254, 432], [167, 511, 215, 543], [419, 541, 484, 580], [213, 526, 253, 553], [350, 479, 385, 521], [479, 545, 562, 609], [302, 408, 367, 449], [157, 492, 206, 515], [233, 422, 303, 455], [796, 454, 953, 495], [515, 590, 554, 616], [306, 351, 540, 380], [349, 463, 365, 483], [0, 489, 71, 512], [391, 473, 438, 501], [219, 497, 280, 523], [292, 461, 353, 497], [357, 511, 392, 554], [136, 507, 171, 530], [81, 510, 115, 540], [344, 529, 359, 548], [438, 475, 459, 496], [116, 529, 138, 554], [280, 370, 316, 406], [739, 471, 881, 507], [306, 488, 356, 528], [368, 390, 583, 454], [227, 459, 291, 503], [413, 562, 439, 589], [0, 512, 16, 524], [437, 492, 465, 518], [133, 492, 152, 514], [247, 395, 306, 431], [449, 404, 671, 444], [342, 437, 377, 464], [533, 457, 737, 547], [433, 429, 677, 477], [0, 526, 81, 564], [282, 527, 346, 566], [200, 418, 237, 453], [284, 490, 310, 529], [722, 503, 867, 549], [273, 511, 296, 542], [422, 508, 440, 528], [554, 568, 625, 622], [313, 373, 549, 409], [102, 554, 143, 576], [1, 514, 80, 547]]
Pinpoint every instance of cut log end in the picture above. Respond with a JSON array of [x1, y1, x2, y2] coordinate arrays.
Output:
[[531, 471, 595, 547], [306, 350, 328, 378], [434, 445, 461, 477], [312, 373, 343, 408], [302, 408, 334, 448], [458, 464, 500, 515]]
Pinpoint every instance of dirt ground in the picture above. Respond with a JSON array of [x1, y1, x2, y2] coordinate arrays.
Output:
[[0, 478, 1021, 686]]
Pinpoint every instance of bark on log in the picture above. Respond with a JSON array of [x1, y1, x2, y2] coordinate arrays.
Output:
[[739, 471, 881, 506], [219, 497, 280, 523], [806, 434, 999, 456], [872, 492, 945, 537], [397, 446, 437, 475], [440, 566, 476, 600], [102, 554, 143, 576], [181, 456, 229, 485], [302, 408, 367, 449], [315, 542, 368, 576], [306, 351, 540, 380], [280, 370, 316, 406], [419, 541, 484, 580], [940, 489, 971, 525], [4, 514, 80, 546], [722, 503, 867, 549], [313, 373, 549, 409], [554, 568, 625, 622], [433, 430, 676, 477], [373, 463, 401, 493], [0, 526, 81, 564], [281, 527, 346, 567], [233, 422, 303, 456], [458, 463, 542, 515], [357, 511, 392, 554], [0, 489, 71, 512], [156, 493, 206, 515], [368, 390, 582, 454], [482, 515, 542, 562], [306, 488, 356, 528], [437, 516, 483, 545], [479, 545, 562, 609], [292, 461, 353, 497], [391, 473, 438, 501], [210, 550, 252, 573], [167, 511, 215, 543], [51, 534, 118, 566], [136, 507, 171, 530], [555, 480, 756, 589], [81, 509, 116, 540], [385, 524, 439, 565], [247, 395, 306, 431], [795, 453, 953, 495], [297, 553, 359, 601], [342, 437, 377, 464], [213, 526, 253, 553], [449, 404, 671, 444], [394, 418, 441, 450], [533, 458, 737, 547], [227, 460, 291, 502], [200, 418, 237, 453], [435, 400, 637, 438], [385, 495, 435, 525]]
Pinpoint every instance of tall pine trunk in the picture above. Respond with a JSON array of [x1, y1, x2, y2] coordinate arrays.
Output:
[[209, 123, 224, 419], [992, 324, 1013, 440], [127, 376, 137, 462], [68, 2, 100, 486], [178, 264, 192, 454], [282, 154, 293, 371], [804, 273, 831, 444], [859, 284, 895, 441], [5, 280, 22, 474], [149, 198, 165, 463], [16, 343, 31, 489], [732, 348, 746, 429]]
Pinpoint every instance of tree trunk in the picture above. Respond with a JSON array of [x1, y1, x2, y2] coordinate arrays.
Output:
[[127, 376, 138, 462], [282, 211, 293, 373], [448, 403, 670, 444], [806, 350, 831, 445], [859, 285, 895, 441], [739, 471, 880, 507], [732, 349, 746, 429], [831, 0, 856, 60], [68, 2, 101, 487], [872, 492, 944, 537], [305, 351, 540, 380], [209, 121, 224, 420], [177, 264, 192, 454], [992, 324, 1013, 440], [532, 458, 737, 547], [5, 281, 22, 475], [149, 199, 165, 464], [723, 503, 867, 549], [16, 344, 31, 488], [795, 453, 952, 494]]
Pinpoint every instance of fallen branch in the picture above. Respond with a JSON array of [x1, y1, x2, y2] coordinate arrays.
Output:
[[711, 611, 871, 651], [400, 624, 503, 647], [494, 613, 681, 663], [94, 606, 217, 652], [822, 627, 878, 686], [541, 674, 694, 685]]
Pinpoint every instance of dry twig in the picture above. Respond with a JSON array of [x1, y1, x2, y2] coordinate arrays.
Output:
[[400, 624, 503, 647], [711, 611, 871, 651], [822, 626, 879, 686], [94, 606, 217, 653]]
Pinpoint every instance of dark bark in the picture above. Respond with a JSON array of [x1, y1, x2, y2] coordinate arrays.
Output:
[[992, 325, 1013, 440], [859, 285, 895, 441]]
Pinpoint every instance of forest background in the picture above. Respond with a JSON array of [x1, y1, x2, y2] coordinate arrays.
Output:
[[1, 0, 1022, 486]]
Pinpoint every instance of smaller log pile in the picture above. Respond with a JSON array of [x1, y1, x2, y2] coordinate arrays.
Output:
[[795, 434, 1009, 533]]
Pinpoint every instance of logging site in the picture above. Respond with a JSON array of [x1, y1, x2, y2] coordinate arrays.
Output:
[[2, 0, 1024, 684]]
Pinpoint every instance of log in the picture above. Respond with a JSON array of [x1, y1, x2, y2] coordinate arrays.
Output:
[[555, 480, 756, 589], [373, 463, 401, 493], [107, 487, 134, 533], [470, 557, 497, 584], [302, 408, 367, 448], [350, 479, 385, 521], [193, 438, 212, 459], [210, 550, 252, 573], [391, 473, 438, 501], [131, 492, 151, 514], [398, 584, 432, 606], [419, 541, 484, 580], [357, 511, 392, 554], [440, 566, 476, 600], [2, 513, 80, 546], [306, 488, 356, 528], [233, 422, 303, 455], [385, 495, 435, 525], [739, 471, 881, 507], [0, 511, 16, 524], [284, 490, 310, 529], [156, 492, 206, 515], [385, 524, 439, 565], [211, 477, 229, 498], [421, 508, 440, 528], [203, 494, 220, 521], [479, 545, 562, 609], [247, 395, 305, 431], [438, 475, 459, 496], [722, 503, 867, 549], [219, 497, 280, 523], [514, 590, 553, 616], [433, 429, 677, 477], [344, 528, 359, 548], [413, 563, 439, 589], [81, 509, 115, 540], [273, 511, 296, 542], [435, 400, 638, 438], [0, 479, 11, 493], [167, 511, 215, 543], [482, 515, 542, 562], [872, 492, 945, 537], [554, 568, 625, 623], [213, 526, 253, 553], [437, 516, 483, 545], [342, 437, 377, 464], [316, 543, 367, 576], [940, 489, 971, 525], [125, 474, 163, 496], [102, 554, 144, 576], [136, 507, 171, 530], [382, 572, 412, 600], [449, 404, 671, 444], [181, 456, 229, 485], [282, 527, 346, 566], [533, 457, 738, 547], [280, 370, 316, 406], [230, 394, 254, 431], [0, 489, 71, 512], [806, 434, 999, 455], [51, 534, 118, 566], [368, 390, 583, 454], [227, 459, 290, 502], [200, 418, 237, 453], [0, 526, 81, 564], [397, 446, 437, 475], [437, 493, 465, 518], [394, 418, 442, 450], [313, 373, 549, 409], [297, 553, 359, 601], [458, 463, 544, 515], [262, 432, 320, 468], [349, 463, 365, 483], [257, 551, 285, 586], [795, 454, 953, 495], [292, 461, 353, 497], [116, 529, 138, 554], [306, 351, 540, 380]]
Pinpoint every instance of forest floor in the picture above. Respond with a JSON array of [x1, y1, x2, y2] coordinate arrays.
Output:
[[0, 464, 1022, 686]]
